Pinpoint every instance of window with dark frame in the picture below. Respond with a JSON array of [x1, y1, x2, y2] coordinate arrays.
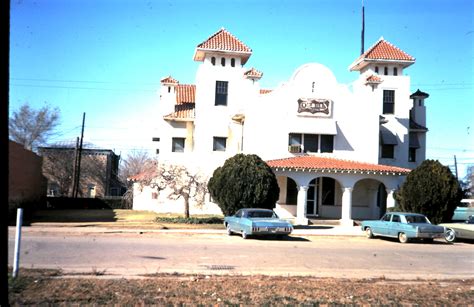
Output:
[[215, 81, 228, 106], [211, 57, 216, 66], [409, 148, 417, 162], [381, 144, 395, 159], [231, 58, 235, 67], [383, 90, 395, 114], [393, 67, 398, 76], [172, 137, 185, 152], [375, 66, 379, 73], [221, 57, 225, 67], [320, 135, 334, 153], [288, 133, 334, 153], [213, 137, 227, 151], [384, 67, 388, 75]]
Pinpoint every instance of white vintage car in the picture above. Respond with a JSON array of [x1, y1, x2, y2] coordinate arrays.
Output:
[[439, 215, 474, 243]]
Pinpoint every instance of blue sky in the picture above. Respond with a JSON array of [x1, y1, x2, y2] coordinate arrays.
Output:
[[9, 0, 474, 178]]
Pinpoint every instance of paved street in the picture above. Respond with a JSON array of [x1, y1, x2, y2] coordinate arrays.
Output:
[[8, 229, 474, 279]]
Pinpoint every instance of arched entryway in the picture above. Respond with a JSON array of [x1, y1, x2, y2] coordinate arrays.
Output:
[[305, 177, 342, 218], [352, 179, 387, 220]]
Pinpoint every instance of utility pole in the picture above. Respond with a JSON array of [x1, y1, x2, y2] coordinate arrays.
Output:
[[454, 155, 459, 180], [71, 137, 79, 197], [74, 113, 86, 198], [361, 0, 365, 55]]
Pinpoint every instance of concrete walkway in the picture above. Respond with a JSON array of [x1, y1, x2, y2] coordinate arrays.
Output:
[[10, 224, 365, 237]]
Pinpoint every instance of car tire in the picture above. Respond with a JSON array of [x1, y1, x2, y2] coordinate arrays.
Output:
[[398, 232, 409, 244], [365, 227, 374, 239], [444, 228, 456, 243], [226, 224, 232, 236]]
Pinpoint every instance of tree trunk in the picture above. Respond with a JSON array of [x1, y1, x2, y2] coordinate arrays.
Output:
[[184, 195, 190, 218]]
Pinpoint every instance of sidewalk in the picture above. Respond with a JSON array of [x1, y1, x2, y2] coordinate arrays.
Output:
[[9, 224, 365, 237]]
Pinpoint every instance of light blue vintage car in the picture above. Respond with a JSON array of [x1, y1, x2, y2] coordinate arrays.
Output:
[[224, 208, 293, 239], [360, 212, 445, 243]]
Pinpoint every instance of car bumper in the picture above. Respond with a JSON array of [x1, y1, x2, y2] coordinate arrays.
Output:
[[415, 232, 445, 239], [251, 226, 292, 235]]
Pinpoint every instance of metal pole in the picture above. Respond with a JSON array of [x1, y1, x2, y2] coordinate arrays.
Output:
[[13, 208, 23, 278]]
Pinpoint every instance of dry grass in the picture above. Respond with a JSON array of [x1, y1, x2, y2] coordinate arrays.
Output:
[[9, 268, 474, 306]]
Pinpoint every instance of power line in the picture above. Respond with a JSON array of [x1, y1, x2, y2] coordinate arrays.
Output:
[[10, 77, 160, 86], [10, 83, 156, 93]]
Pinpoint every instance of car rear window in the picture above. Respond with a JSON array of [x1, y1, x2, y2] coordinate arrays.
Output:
[[405, 215, 428, 223], [247, 211, 274, 218]]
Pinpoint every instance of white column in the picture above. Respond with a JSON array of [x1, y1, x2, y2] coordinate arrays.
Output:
[[340, 187, 353, 227], [296, 185, 309, 225], [386, 189, 396, 209]]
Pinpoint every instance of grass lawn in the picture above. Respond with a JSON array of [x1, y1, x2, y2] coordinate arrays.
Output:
[[30, 209, 225, 230]]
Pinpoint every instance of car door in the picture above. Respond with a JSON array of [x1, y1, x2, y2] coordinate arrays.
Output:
[[388, 214, 402, 237], [376, 213, 392, 235], [229, 210, 242, 232]]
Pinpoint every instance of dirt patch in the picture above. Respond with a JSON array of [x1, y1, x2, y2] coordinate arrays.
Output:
[[9, 269, 474, 306]]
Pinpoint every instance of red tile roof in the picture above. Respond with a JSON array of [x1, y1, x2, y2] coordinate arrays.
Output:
[[127, 163, 158, 182], [176, 84, 196, 104], [363, 38, 415, 61], [365, 74, 383, 84], [197, 28, 252, 53], [244, 67, 263, 79], [164, 103, 195, 120], [164, 84, 196, 121], [350, 38, 415, 71], [267, 156, 411, 175], [161, 76, 179, 84], [194, 28, 252, 64]]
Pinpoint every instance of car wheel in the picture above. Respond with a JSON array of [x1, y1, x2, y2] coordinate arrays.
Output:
[[444, 228, 456, 243], [398, 232, 409, 244], [226, 224, 232, 236], [242, 231, 248, 240], [365, 227, 374, 239]]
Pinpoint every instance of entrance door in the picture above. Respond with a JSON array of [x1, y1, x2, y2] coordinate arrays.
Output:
[[306, 179, 319, 216]]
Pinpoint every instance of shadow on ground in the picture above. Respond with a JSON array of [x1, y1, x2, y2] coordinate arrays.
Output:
[[30, 209, 117, 223], [294, 225, 334, 230]]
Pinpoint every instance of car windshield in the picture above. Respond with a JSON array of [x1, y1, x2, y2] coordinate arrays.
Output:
[[247, 211, 275, 218], [405, 215, 429, 224]]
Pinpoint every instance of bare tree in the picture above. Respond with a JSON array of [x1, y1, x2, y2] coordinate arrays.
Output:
[[40, 148, 75, 196], [119, 150, 156, 208], [9, 102, 60, 151], [153, 164, 208, 218], [119, 150, 156, 185]]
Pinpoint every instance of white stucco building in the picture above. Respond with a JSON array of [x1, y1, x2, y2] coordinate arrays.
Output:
[[134, 28, 430, 225]]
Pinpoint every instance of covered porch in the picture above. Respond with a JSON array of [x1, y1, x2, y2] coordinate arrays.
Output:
[[266, 156, 411, 226]]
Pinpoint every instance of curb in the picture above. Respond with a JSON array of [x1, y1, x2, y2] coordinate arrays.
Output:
[[9, 225, 365, 237]]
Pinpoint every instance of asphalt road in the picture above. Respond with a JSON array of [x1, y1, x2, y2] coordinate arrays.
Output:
[[8, 230, 474, 279]]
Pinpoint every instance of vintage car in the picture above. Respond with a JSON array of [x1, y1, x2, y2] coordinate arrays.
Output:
[[224, 208, 293, 239], [360, 212, 445, 243], [451, 200, 474, 221], [440, 215, 474, 243]]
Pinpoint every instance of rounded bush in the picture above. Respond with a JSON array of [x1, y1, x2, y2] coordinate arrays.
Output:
[[208, 154, 280, 216]]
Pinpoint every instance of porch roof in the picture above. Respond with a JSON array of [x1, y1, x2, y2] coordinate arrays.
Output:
[[267, 155, 411, 176]]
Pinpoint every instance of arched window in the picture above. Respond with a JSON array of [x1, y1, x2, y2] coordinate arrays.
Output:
[[231, 58, 235, 67], [393, 67, 398, 76], [211, 57, 216, 66], [221, 57, 226, 67], [375, 66, 379, 74]]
